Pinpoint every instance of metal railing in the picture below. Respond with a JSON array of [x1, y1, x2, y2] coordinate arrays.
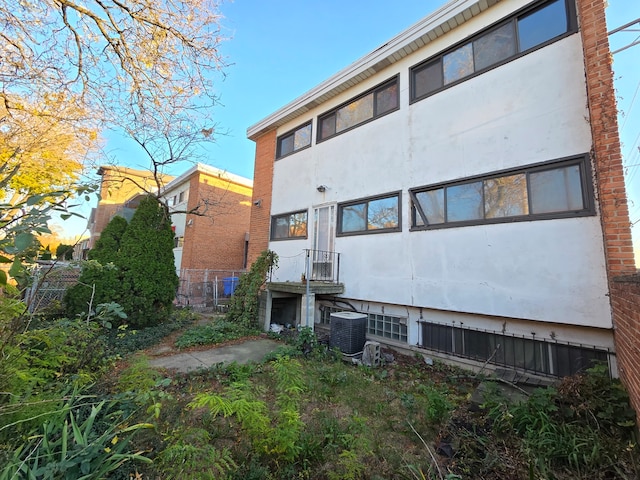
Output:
[[306, 249, 341, 283], [417, 321, 613, 378]]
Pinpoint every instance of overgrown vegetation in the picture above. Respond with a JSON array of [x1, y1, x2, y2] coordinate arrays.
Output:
[[1, 307, 637, 479], [64, 196, 179, 328], [175, 319, 260, 349], [226, 250, 278, 329]]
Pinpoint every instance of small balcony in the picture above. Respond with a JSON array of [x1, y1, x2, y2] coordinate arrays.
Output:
[[267, 249, 344, 295]]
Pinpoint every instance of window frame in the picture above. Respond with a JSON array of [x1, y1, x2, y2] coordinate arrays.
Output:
[[317, 75, 400, 143], [270, 209, 309, 241], [337, 191, 402, 237], [409, 0, 578, 104], [276, 121, 313, 159], [409, 155, 594, 231]]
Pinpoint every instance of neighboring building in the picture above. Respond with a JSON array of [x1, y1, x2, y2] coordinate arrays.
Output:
[[246, 0, 636, 380], [72, 237, 90, 261], [161, 163, 253, 308], [87, 166, 173, 248], [162, 163, 253, 272]]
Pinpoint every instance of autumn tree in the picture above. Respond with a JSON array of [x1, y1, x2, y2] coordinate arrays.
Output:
[[1, 0, 226, 195], [0, 0, 227, 287]]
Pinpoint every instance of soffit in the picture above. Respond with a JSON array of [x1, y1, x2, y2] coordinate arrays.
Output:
[[247, 0, 501, 140]]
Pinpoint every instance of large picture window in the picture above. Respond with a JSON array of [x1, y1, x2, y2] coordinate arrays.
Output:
[[318, 76, 399, 142], [271, 210, 308, 240], [338, 192, 401, 236], [410, 155, 593, 229], [410, 0, 576, 102], [276, 122, 312, 159]]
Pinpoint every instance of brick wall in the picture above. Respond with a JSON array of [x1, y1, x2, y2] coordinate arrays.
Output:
[[180, 172, 252, 271], [247, 130, 276, 265], [90, 167, 172, 247], [611, 276, 640, 414], [578, 0, 635, 275], [578, 0, 639, 415]]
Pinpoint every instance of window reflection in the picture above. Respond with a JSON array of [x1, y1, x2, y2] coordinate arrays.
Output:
[[518, 0, 567, 51], [443, 43, 473, 85], [473, 23, 516, 71], [446, 182, 483, 221], [339, 193, 400, 234], [413, 60, 443, 99], [319, 77, 398, 141], [342, 204, 367, 232], [411, 159, 590, 228], [530, 165, 583, 214], [271, 211, 308, 239], [336, 94, 373, 133], [293, 124, 312, 150], [484, 174, 528, 218], [415, 189, 444, 225], [368, 197, 399, 229]]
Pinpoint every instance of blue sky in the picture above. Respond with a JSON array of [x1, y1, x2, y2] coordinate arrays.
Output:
[[60, 0, 640, 262]]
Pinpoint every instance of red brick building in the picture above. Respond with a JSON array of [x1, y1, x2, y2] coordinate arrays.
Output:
[[87, 166, 173, 249], [162, 164, 253, 308]]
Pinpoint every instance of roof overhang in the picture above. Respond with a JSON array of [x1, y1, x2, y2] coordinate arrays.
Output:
[[247, 0, 501, 141]]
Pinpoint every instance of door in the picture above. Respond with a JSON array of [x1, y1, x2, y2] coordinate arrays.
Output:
[[313, 205, 335, 280]]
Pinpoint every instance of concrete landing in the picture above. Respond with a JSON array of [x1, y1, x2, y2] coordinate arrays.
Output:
[[148, 338, 283, 373]]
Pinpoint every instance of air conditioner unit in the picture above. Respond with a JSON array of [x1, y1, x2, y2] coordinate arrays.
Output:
[[329, 312, 367, 354]]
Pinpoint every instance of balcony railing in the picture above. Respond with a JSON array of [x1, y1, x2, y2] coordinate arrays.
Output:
[[307, 249, 340, 283]]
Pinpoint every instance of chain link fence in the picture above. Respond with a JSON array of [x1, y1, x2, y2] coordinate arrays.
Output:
[[25, 262, 82, 313], [176, 269, 245, 312]]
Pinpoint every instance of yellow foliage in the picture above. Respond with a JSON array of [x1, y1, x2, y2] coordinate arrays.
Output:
[[0, 94, 98, 200]]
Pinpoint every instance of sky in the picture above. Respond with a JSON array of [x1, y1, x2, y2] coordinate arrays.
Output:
[[58, 0, 640, 265]]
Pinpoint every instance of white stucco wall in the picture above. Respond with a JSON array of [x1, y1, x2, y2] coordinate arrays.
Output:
[[267, 3, 611, 331]]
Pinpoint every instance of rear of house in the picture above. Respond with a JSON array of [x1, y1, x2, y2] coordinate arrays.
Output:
[[246, 0, 635, 378]]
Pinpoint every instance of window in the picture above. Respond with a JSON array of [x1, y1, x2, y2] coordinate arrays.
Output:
[[338, 192, 401, 236], [276, 122, 312, 159], [368, 313, 408, 342], [410, 0, 575, 102], [318, 76, 399, 142], [418, 322, 609, 377], [271, 210, 308, 240], [410, 156, 593, 229], [174, 236, 184, 248], [178, 191, 186, 203]]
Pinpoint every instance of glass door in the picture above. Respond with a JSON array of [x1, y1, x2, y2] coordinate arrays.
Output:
[[312, 205, 335, 280]]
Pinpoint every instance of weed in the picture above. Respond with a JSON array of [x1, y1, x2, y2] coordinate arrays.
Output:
[[0, 393, 152, 480], [175, 319, 258, 349], [156, 427, 237, 479]]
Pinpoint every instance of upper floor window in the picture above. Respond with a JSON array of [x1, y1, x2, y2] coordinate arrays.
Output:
[[318, 76, 399, 142], [409, 155, 593, 229], [410, 0, 576, 102], [276, 122, 312, 159], [271, 210, 308, 240], [338, 191, 401, 236]]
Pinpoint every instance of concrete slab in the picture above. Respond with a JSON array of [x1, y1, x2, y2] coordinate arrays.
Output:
[[148, 338, 283, 373]]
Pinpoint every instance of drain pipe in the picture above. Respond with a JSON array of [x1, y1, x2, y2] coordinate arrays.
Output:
[[305, 249, 311, 328]]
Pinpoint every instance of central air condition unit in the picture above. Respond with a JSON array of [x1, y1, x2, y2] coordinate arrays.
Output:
[[329, 312, 367, 354]]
